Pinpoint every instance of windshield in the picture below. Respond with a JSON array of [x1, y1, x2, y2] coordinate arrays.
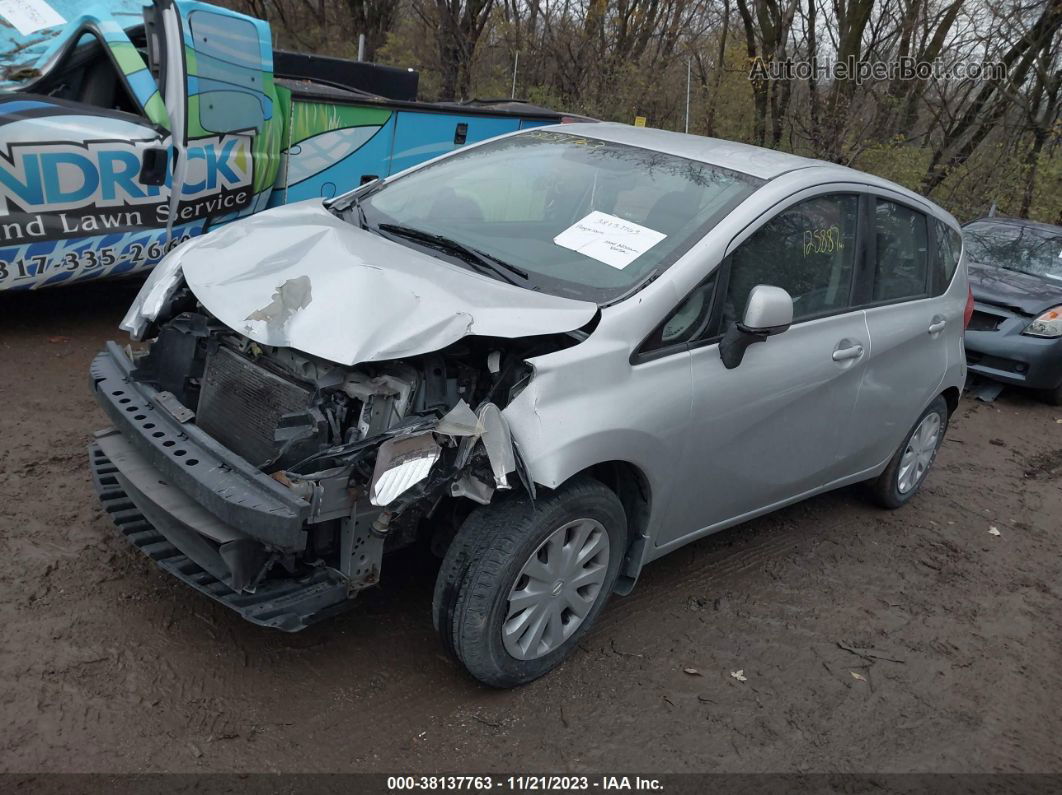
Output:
[[0, 1, 145, 93], [964, 221, 1062, 283], [355, 130, 763, 303]]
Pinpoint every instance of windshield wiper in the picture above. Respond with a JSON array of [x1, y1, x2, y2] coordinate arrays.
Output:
[[376, 223, 529, 285]]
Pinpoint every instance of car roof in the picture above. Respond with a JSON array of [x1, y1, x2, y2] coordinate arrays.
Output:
[[548, 123, 947, 219], [553, 122, 818, 179], [963, 216, 1062, 234]]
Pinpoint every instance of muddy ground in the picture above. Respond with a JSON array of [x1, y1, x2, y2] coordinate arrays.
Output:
[[1, 281, 1061, 775]]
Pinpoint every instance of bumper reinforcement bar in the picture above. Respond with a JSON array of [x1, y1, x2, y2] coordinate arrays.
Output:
[[90, 442, 352, 632]]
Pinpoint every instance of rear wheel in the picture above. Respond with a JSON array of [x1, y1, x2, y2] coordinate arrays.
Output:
[[432, 477, 626, 687], [868, 396, 948, 509]]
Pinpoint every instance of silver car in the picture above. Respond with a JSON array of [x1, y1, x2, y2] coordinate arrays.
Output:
[[91, 124, 968, 686]]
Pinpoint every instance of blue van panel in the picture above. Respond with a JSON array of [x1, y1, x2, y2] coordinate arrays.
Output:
[[275, 115, 398, 205], [387, 112, 521, 175]]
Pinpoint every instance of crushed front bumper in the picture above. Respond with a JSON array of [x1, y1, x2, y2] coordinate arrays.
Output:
[[89, 342, 353, 630], [965, 304, 1062, 391], [89, 441, 349, 631], [90, 341, 310, 549]]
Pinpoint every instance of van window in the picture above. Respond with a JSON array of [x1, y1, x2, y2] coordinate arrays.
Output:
[[188, 10, 266, 133], [873, 200, 929, 301], [724, 194, 859, 324]]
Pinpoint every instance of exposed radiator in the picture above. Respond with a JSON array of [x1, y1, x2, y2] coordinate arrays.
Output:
[[197, 346, 313, 468]]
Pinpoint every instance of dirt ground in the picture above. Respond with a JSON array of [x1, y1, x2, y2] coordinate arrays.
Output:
[[1, 281, 1061, 775]]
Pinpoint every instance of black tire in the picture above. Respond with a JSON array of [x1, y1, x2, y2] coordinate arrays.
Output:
[[432, 476, 627, 687], [867, 395, 949, 509]]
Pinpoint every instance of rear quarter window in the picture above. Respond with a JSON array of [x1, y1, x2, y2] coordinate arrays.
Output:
[[930, 219, 962, 295]]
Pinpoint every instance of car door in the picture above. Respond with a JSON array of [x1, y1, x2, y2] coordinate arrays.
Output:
[[654, 188, 871, 551], [165, 1, 281, 223], [844, 193, 950, 471]]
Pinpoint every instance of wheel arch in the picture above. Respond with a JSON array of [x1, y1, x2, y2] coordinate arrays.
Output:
[[564, 460, 652, 595], [940, 386, 960, 418]]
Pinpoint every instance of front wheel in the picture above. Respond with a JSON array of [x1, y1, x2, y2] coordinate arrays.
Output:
[[867, 396, 949, 509], [432, 477, 627, 687]]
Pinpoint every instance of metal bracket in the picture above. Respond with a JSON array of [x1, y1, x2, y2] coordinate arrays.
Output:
[[338, 507, 386, 591], [153, 390, 195, 423], [450, 473, 495, 505]]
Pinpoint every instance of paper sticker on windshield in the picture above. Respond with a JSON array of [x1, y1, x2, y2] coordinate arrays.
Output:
[[0, 0, 65, 35], [553, 211, 666, 269]]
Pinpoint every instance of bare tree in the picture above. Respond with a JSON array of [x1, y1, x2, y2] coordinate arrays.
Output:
[[1018, 36, 1061, 216], [735, 0, 801, 146], [344, 0, 400, 59], [921, 0, 1062, 193], [412, 0, 497, 98], [217, 0, 1062, 223]]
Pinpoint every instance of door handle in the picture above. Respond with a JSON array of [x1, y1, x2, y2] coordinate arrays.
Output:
[[928, 319, 947, 334], [832, 344, 864, 362]]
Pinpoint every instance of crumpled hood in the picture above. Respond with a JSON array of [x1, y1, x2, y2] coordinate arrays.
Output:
[[968, 261, 1062, 316], [178, 201, 598, 366]]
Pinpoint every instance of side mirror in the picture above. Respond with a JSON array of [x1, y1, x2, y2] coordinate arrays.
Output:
[[719, 285, 793, 370]]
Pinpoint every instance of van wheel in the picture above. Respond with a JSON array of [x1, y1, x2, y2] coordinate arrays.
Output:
[[868, 396, 949, 509], [432, 477, 626, 687], [1042, 382, 1062, 406]]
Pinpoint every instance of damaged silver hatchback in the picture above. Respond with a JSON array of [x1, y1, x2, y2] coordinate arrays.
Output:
[[90, 124, 968, 686]]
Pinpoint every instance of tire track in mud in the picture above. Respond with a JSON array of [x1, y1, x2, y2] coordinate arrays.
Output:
[[593, 524, 806, 635], [590, 486, 869, 635], [253, 509, 820, 765], [311, 511, 839, 768], [962, 437, 1062, 773]]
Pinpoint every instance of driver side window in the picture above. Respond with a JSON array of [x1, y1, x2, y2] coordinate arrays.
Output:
[[724, 194, 859, 325]]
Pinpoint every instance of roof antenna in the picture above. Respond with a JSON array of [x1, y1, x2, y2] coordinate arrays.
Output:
[[988, 201, 997, 217]]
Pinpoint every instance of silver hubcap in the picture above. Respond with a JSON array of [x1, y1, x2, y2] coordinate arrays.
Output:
[[897, 411, 941, 494], [502, 518, 609, 661]]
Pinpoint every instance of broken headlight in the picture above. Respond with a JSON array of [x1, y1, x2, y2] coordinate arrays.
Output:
[[119, 248, 187, 341], [1023, 306, 1062, 338]]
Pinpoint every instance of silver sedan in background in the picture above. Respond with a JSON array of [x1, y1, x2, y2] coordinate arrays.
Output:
[[92, 124, 968, 686]]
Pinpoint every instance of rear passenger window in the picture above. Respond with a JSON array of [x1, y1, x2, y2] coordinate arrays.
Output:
[[724, 194, 859, 324], [873, 200, 929, 301]]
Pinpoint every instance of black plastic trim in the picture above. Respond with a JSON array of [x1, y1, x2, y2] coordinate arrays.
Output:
[[90, 442, 350, 632], [90, 342, 310, 550]]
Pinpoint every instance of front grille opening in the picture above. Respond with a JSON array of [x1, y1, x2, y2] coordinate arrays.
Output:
[[969, 352, 1027, 375], [196, 346, 313, 468], [967, 310, 1004, 332]]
